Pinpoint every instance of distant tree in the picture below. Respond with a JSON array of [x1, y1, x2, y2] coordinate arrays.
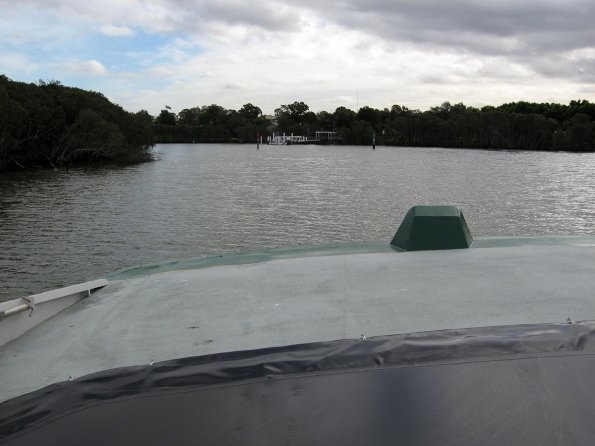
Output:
[[199, 104, 227, 125], [333, 106, 357, 129], [429, 101, 453, 118], [239, 103, 262, 122], [567, 113, 593, 150], [357, 106, 383, 125], [177, 107, 201, 126], [275, 101, 310, 123], [37, 79, 62, 87], [569, 100, 595, 121], [288, 101, 310, 121], [142, 94, 594, 151], [273, 101, 311, 132], [135, 110, 153, 124], [316, 111, 334, 130], [542, 103, 568, 122], [450, 102, 468, 115], [0, 75, 154, 170], [303, 111, 317, 124], [155, 109, 177, 126]]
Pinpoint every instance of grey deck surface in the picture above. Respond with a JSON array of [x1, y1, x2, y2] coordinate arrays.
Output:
[[2, 238, 595, 402]]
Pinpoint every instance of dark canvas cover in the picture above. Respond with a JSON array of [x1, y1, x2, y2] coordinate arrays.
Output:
[[2, 321, 595, 445]]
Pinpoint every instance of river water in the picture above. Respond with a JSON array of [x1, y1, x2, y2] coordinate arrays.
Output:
[[1, 143, 595, 302]]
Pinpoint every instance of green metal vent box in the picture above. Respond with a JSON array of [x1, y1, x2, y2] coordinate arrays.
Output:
[[391, 206, 473, 251]]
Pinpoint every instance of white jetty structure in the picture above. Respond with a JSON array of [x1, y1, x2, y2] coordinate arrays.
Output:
[[268, 131, 337, 145], [269, 132, 308, 145]]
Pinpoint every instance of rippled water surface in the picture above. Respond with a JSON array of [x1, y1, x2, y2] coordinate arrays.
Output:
[[1, 144, 595, 301]]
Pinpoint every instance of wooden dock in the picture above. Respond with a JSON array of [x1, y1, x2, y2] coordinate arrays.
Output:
[[268, 131, 338, 145]]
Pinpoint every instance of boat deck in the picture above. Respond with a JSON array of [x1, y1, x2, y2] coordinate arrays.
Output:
[[2, 236, 595, 402]]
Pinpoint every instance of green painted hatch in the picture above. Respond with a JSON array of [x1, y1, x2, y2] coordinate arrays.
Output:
[[391, 205, 473, 251]]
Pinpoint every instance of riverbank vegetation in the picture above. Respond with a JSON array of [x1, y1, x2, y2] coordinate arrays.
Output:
[[2, 74, 594, 173], [155, 99, 595, 151], [0, 76, 154, 171]]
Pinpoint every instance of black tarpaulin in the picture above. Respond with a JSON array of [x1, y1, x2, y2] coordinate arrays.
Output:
[[2, 321, 595, 445]]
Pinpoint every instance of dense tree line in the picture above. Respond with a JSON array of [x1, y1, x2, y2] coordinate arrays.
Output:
[[153, 103, 271, 143], [154, 99, 594, 151], [2, 73, 594, 173], [0, 75, 154, 171]]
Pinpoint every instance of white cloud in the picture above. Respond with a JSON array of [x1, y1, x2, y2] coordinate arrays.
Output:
[[223, 82, 246, 90], [61, 60, 108, 76], [2, 0, 594, 114], [99, 24, 134, 36], [2, 53, 39, 74]]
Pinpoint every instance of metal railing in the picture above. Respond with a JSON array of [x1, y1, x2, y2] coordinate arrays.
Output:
[[0, 279, 109, 347]]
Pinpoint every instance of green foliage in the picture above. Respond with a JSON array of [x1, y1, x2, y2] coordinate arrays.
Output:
[[153, 102, 273, 143], [322, 100, 594, 151], [151, 97, 594, 151], [2, 73, 594, 159], [334, 106, 357, 128], [0, 75, 154, 171], [273, 101, 311, 133], [238, 103, 262, 122], [275, 101, 309, 122], [155, 109, 177, 126], [177, 107, 201, 126]]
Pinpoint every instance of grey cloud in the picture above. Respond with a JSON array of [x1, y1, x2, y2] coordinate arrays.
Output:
[[321, 0, 594, 47], [13, 0, 595, 53], [10, 0, 595, 85], [12, 0, 301, 34], [223, 82, 245, 89], [200, 0, 299, 31], [159, 0, 300, 33], [578, 85, 595, 95], [526, 54, 595, 83], [298, 0, 595, 81], [418, 74, 452, 85]]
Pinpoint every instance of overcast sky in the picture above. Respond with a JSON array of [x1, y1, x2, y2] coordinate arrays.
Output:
[[1, 0, 595, 115]]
